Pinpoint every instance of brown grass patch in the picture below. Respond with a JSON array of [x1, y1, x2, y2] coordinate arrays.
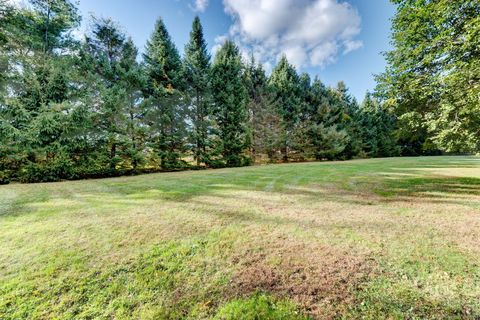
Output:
[[228, 241, 375, 319]]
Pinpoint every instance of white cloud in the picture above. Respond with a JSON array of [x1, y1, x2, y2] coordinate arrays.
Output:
[[6, 0, 24, 7], [221, 0, 362, 70], [310, 41, 338, 67], [191, 0, 209, 12], [343, 40, 363, 54], [282, 45, 308, 68]]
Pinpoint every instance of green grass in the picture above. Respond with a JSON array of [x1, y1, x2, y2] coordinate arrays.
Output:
[[1, 156, 480, 319]]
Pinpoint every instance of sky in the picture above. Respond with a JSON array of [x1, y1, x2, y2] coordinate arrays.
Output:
[[74, 0, 395, 101]]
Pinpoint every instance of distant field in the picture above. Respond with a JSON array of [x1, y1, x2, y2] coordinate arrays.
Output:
[[1, 156, 479, 319]]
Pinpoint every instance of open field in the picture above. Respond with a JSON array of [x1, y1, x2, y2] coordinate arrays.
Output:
[[1, 156, 480, 319]]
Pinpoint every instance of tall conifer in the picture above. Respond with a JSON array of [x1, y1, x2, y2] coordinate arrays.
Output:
[[143, 18, 187, 169], [184, 16, 211, 167], [211, 40, 248, 167]]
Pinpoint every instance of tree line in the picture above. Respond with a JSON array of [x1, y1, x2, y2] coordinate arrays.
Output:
[[5, 0, 476, 184]]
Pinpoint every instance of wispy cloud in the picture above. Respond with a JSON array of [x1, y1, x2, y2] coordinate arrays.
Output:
[[190, 0, 209, 12], [221, 0, 363, 69]]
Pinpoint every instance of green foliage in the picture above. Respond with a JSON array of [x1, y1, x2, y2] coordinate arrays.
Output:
[[0, 170, 10, 185], [377, 0, 480, 154], [144, 18, 187, 170], [211, 41, 249, 167], [301, 78, 348, 160], [19, 152, 74, 183], [29, 0, 80, 52], [358, 92, 399, 158], [269, 56, 301, 161], [0, 2, 405, 183], [83, 17, 146, 172], [244, 55, 281, 162], [184, 17, 212, 167]]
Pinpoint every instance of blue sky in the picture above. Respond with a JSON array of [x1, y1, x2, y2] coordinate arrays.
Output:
[[76, 0, 395, 101]]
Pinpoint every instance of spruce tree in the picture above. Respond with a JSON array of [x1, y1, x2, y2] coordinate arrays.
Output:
[[84, 17, 132, 172], [358, 92, 398, 158], [268, 56, 301, 162], [304, 78, 347, 160], [29, 0, 81, 52], [143, 17, 187, 169], [0, 0, 80, 182], [120, 39, 146, 170], [244, 55, 272, 162], [295, 72, 312, 159], [211, 40, 249, 167], [184, 16, 211, 167], [0, 0, 401, 183], [335, 81, 362, 159]]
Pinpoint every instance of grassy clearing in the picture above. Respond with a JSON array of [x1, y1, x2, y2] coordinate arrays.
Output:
[[1, 156, 479, 319]]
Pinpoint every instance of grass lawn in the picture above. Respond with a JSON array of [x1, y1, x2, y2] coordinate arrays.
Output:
[[1, 156, 480, 319]]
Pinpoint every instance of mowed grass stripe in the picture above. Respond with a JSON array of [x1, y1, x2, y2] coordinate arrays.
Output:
[[1, 156, 479, 319]]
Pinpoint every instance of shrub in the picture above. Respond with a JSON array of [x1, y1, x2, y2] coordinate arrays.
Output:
[[19, 155, 74, 183], [0, 171, 10, 185]]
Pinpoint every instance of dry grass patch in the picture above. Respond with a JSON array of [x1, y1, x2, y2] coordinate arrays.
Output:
[[230, 241, 374, 319]]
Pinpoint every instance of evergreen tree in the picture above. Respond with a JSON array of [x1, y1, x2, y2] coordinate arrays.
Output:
[[184, 16, 211, 167], [306, 78, 347, 160], [294, 72, 313, 159], [211, 40, 249, 167], [244, 54, 276, 162], [0, 1, 402, 183], [358, 92, 398, 157], [121, 39, 146, 170], [83, 17, 138, 172], [0, 0, 13, 94], [335, 81, 362, 159], [0, 0, 80, 182], [143, 17, 187, 169], [29, 0, 80, 52], [268, 56, 301, 162]]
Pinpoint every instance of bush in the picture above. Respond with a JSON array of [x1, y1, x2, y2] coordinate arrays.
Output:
[[19, 155, 74, 183], [205, 158, 227, 169], [0, 171, 10, 185]]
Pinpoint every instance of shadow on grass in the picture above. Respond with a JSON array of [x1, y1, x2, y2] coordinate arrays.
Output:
[[373, 176, 480, 209], [2, 156, 479, 218]]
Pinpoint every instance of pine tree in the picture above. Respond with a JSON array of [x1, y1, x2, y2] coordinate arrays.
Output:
[[211, 40, 249, 167], [244, 55, 272, 162], [120, 39, 146, 170], [303, 78, 347, 160], [184, 16, 211, 167], [84, 17, 131, 172], [358, 92, 398, 158], [294, 72, 313, 159], [268, 56, 301, 162], [0, 0, 80, 182], [29, 0, 80, 52], [143, 17, 187, 169], [335, 81, 362, 159]]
